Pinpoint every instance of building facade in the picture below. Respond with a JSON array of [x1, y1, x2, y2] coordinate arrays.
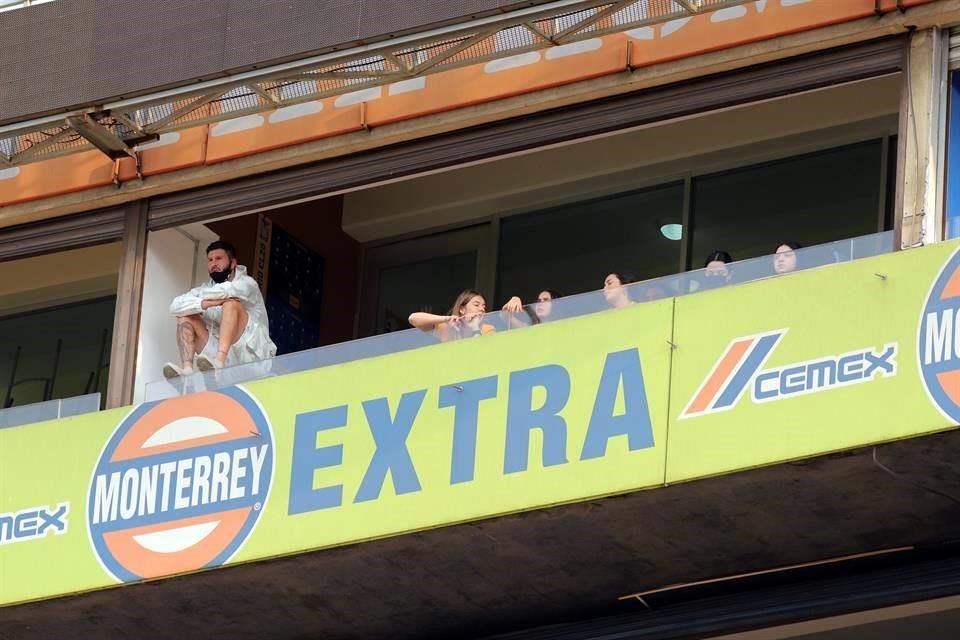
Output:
[[2, 1, 960, 638]]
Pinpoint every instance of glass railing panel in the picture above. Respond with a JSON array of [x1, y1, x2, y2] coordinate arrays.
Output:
[[58, 393, 103, 418], [851, 230, 895, 259], [143, 231, 894, 401], [144, 327, 441, 401], [0, 392, 101, 429]]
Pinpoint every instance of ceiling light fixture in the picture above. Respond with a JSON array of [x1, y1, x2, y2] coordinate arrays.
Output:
[[660, 223, 683, 241]]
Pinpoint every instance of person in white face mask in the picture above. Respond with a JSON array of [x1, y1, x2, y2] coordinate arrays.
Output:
[[163, 240, 277, 378]]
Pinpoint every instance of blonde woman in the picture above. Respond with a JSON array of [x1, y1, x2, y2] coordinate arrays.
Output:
[[408, 289, 496, 341]]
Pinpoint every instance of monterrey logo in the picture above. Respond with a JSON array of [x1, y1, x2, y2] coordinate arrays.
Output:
[[681, 330, 897, 419], [918, 247, 960, 423], [87, 387, 273, 583]]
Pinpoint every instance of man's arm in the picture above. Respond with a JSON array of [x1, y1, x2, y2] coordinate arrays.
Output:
[[169, 286, 205, 316], [201, 276, 259, 306]]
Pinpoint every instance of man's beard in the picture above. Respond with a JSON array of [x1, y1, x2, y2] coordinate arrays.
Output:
[[209, 267, 232, 284]]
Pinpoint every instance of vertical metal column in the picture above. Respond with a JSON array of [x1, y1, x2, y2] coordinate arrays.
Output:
[[877, 133, 891, 232], [932, 28, 951, 237], [679, 175, 693, 271], [105, 199, 148, 408], [942, 28, 960, 238]]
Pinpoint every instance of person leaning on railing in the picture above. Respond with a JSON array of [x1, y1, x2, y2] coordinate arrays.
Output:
[[409, 289, 496, 341], [501, 289, 563, 326], [602, 272, 634, 309], [701, 250, 733, 290], [773, 241, 803, 275]]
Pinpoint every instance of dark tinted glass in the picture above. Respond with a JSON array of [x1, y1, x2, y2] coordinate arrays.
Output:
[[497, 182, 684, 301], [0, 296, 116, 408], [690, 140, 884, 266], [377, 251, 477, 333]]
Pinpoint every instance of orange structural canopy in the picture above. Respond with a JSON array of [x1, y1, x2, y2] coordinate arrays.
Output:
[[205, 100, 364, 165], [0, 0, 934, 209], [627, 0, 882, 66], [365, 36, 629, 126], [0, 150, 116, 207], [114, 126, 210, 182]]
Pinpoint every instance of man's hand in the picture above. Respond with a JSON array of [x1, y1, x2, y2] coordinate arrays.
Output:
[[201, 298, 226, 310], [202, 297, 243, 310]]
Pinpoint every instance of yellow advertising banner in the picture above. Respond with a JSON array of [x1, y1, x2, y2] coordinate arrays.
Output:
[[667, 241, 960, 482], [6, 239, 960, 607], [0, 298, 674, 606]]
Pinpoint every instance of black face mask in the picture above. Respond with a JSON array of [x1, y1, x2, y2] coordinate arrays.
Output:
[[209, 267, 232, 284]]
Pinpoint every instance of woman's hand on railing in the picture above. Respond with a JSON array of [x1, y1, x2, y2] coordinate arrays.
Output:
[[502, 296, 523, 313]]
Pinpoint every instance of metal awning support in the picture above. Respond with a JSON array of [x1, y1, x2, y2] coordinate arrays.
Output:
[[65, 113, 156, 160], [672, 0, 704, 13], [0, 0, 751, 168]]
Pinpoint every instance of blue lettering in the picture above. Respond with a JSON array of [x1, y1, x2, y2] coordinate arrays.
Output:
[[749, 344, 896, 405], [354, 391, 426, 503], [288, 406, 348, 515], [779, 366, 805, 396], [0, 504, 69, 544], [13, 512, 37, 538], [805, 360, 836, 390], [439, 376, 498, 484], [864, 345, 896, 377], [37, 504, 67, 535], [504, 365, 570, 474], [581, 349, 654, 460], [754, 371, 779, 400], [838, 354, 865, 383]]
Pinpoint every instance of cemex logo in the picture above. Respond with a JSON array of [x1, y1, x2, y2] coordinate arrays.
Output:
[[681, 330, 897, 419], [0, 503, 69, 546], [87, 388, 273, 583], [918, 247, 960, 423]]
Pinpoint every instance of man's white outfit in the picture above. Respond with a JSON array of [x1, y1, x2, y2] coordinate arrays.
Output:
[[169, 265, 277, 368]]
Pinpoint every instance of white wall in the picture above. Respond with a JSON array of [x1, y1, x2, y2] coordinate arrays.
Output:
[[134, 225, 218, 403]]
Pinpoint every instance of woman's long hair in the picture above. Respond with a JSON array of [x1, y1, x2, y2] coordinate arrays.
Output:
[[525, 290, 563, 325], [448, 289, 484, 317]]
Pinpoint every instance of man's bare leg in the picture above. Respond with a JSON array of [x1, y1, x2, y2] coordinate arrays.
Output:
[[176, 315, 208, 370], [214, 300, 248, 367]]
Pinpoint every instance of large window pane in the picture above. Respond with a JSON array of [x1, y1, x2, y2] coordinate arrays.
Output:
[[377, 252, 477, 333], [0, 297, 115, 408], [0, 243, 120, 409], [496, 182, 684, 301], [689, 140, 884, 267]]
